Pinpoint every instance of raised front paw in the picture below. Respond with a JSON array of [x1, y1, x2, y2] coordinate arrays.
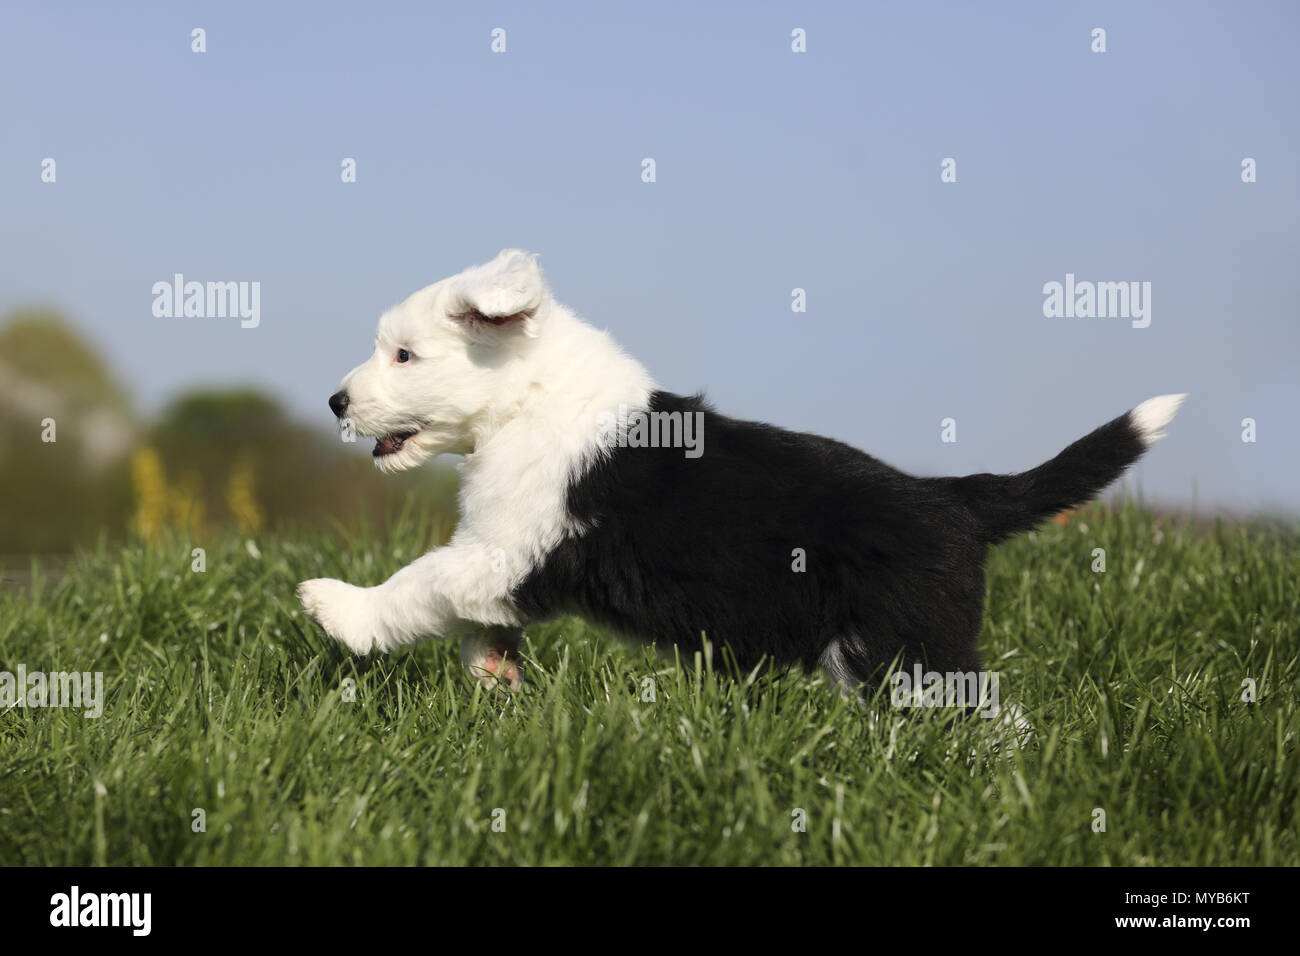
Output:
[[297, 578, 378, 655]]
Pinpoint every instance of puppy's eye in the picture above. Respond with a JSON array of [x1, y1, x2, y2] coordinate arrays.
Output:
[[396, 348, 411, 363]]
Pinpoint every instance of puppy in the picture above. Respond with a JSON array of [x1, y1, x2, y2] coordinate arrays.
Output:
[[298, 249, 1185, 697]]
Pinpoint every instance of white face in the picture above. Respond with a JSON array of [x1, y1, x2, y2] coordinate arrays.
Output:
[[333, 249, 547, 472]]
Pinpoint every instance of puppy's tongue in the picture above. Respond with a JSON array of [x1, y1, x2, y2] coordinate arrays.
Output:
[[373, 430, 416, 457]]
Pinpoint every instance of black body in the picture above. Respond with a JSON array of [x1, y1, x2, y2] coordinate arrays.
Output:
[[514, 391, 1150, 688]]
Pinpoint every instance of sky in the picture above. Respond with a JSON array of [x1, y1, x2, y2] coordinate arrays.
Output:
[[2, 1, 1297, 513]]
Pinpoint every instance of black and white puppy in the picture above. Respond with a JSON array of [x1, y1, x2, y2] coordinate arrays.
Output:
[[298, 249, 1185, 694]]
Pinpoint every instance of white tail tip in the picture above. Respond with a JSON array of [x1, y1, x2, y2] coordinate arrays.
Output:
[[1131, 393, 1188, 446]]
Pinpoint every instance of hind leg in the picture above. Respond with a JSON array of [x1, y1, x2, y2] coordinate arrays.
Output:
[[459, 626, 524, 693], [820, 631, 985, 706], [818, 637, 866, 697]]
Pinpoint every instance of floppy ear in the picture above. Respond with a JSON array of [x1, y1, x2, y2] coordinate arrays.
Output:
[[448, 249, 547, 336]]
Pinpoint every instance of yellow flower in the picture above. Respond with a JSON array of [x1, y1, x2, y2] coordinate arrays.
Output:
[[170, 469, 205, 537], [226, 456, 264, 533], [130, 447, 169, 539]]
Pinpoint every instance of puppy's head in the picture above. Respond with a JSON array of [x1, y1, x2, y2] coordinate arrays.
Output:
[[330, 248, 548, 472]]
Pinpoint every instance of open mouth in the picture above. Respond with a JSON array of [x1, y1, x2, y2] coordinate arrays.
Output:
[[373, 429, 418, 457]]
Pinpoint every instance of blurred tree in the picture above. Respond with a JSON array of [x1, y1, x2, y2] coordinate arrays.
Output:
[[0, 310, 135, 553], [0, 310, 460, 557], [148, 387, 458, 538]]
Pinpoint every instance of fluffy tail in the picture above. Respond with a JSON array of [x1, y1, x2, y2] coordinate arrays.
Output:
[[951, 394, 1187, 544]]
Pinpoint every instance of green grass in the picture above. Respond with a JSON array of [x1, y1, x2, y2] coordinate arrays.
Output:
[[1, 502, 1297, 865]]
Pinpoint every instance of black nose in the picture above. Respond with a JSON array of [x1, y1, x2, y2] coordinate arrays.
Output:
[[329, 390, 349, 418]]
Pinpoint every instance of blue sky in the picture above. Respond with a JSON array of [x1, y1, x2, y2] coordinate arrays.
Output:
[[2, 1, 1297, 512]]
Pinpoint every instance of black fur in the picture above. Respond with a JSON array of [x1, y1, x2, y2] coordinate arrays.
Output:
[[513, 391, 1152, 688]]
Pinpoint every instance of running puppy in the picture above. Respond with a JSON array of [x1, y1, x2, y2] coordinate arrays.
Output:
[[298, 249, 1186, 693]]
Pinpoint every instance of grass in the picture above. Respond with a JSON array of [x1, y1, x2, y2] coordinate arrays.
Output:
[[1, 501, 1297, 866]]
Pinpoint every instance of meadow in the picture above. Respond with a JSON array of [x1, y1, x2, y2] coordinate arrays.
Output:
[[1, 502, 1296, 865]]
